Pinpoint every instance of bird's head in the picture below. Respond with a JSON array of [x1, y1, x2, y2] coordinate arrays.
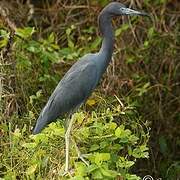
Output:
[[102, 2, 149, 17]]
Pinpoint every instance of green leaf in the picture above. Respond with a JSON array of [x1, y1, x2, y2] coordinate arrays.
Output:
[[129, 135, 139, 144], [115, 125, 125, 137], [74, 112, 85, 124], [30, 133, 49, 144], [66, 28, 71, 36], [126, 56, 136, 64], [144, 40, 149, 47], [131, 145, 149, 158], [17, 56, 32, 69], [80, 127, 90, 139], [13, 129, 21, 138], [75, 162, 87, 176], [100, 168, 119, 178], [94, 153, 110, 165], [0, 29, 9, 48], [100, 141, 108, 149], [48, 32, 55, 43], [90, 37, 101, 50], [68, 39, 74, 49], [125, 174, 141, 180], [16, 27, 35, 39], [87, 164, 99, 173], [26, 164, 37, 175], [27, 45, 40, 53], [115, 24, 129, 36], [21, 142, 37, 149], [0, 39, 8, 48], [0, 29, 9, 36], [36, 90, 42, 98], [115, 125, 131, 142], [148, 27, 155, 38], [117, 157, 135, 168], [136, 82, 150, 96], [92, 169, 103, 179], [70, 176, 85, 180], [107, 122, 117, 130], [90, 144, 100, 151]]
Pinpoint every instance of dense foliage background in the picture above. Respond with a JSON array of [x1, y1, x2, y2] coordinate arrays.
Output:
[[0, 0, 179, 179]]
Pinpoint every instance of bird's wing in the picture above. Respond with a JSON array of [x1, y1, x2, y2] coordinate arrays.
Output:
[[33, 62, 98, 134], [49, 62, 98, 114]]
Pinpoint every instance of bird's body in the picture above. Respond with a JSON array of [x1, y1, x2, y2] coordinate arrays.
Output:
[[33, 5, 115, 134], [33, 54, 99, 133], [32, 2, 149, 173]]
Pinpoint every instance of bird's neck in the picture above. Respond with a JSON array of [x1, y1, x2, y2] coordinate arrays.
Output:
[[99, 12, 114, 62]]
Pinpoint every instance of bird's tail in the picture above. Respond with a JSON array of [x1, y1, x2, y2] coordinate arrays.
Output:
[[32, 114, 48, 134]]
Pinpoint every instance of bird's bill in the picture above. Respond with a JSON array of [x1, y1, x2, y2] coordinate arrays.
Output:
[[120, 7, 149, 17]]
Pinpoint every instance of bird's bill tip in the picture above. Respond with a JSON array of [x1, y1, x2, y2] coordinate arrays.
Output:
[[120, 7, 150, 17]]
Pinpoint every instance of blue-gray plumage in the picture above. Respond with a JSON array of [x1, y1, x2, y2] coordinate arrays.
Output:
[[33, 55, 99, 133], [33, 2, 149, 134], [32, 2, 149, 173]]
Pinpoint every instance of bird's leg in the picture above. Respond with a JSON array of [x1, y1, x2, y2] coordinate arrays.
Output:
[[64, 115, 74, 174], [73, 139, 89, 166]]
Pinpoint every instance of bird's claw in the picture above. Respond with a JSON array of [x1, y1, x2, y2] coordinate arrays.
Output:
[[78, 154, 89, 166], [74, 141, 90, 166], [62, 171, 69, 177], [60, 169, 73, 177]]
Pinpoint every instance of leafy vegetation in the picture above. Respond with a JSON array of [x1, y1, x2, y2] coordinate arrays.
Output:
[[0, 0, 179, 179], [1, 104, 150, 179]]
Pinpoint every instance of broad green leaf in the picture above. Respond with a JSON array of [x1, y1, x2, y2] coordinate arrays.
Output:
[[117, 157, 135, 168], [75, 162, 87, 176], [87, 164, 99, 173], [107, 122, 117, 130], [27, 46, 40, 53], [100, 141, 108, 149], [94, 153, 110, 165], [115, 125, 125, 137], [100, 168, 119, 178], [131, 145, 149, 158], [16, 27, 35, 39], [86, 99, 96, 106], [129, 135, 139, 144], [30, 133, 49, 144], [92, 169, 103, 179], [90, 144, 100, 151], [125, 174, 141, 180]]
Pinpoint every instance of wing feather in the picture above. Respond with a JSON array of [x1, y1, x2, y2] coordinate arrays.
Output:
[[33, 61, 98, 134]]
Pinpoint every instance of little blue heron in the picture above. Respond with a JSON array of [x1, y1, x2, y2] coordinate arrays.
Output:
[[33, 2, 149, 173]]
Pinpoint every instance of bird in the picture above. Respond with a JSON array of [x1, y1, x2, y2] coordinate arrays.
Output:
[[33, 2, 149, 174]]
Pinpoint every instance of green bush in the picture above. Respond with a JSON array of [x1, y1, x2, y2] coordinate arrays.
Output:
[[1, 101, 149, 179]]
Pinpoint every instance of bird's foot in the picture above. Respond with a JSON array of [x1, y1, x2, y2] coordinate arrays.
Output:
[[60, 168, 73, 177], [78, 154, 89, 166], [73, 139, 90, 166], [62, 170, 70, 177]]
